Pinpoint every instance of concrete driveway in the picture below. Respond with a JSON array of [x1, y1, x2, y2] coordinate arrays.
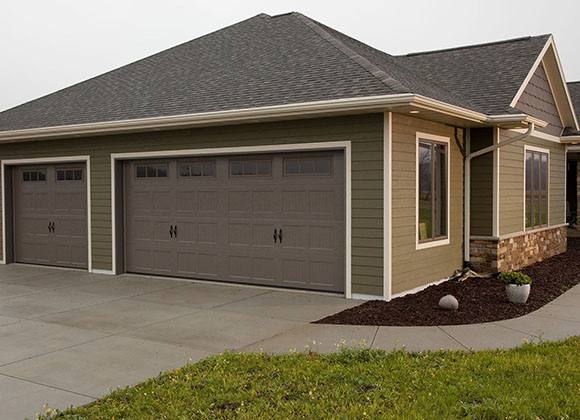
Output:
[[0, 264, 358, 419]]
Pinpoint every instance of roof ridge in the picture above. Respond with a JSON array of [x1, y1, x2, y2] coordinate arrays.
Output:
[[403, 34, 551, 57], [291, 12, 409, 93]]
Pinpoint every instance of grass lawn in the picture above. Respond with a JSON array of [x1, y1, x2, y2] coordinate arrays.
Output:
[[44, 337, 580, 419]]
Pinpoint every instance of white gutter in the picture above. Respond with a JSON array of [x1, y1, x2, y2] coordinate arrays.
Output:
[[0, 93, 542, 143], [463, 123, 535, 262], [561, 135, 580, 144]]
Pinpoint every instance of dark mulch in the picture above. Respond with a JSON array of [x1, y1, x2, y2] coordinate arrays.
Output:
[[316, 236, 580, 326]]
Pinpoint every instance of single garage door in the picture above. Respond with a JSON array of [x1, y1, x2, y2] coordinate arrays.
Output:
[[13, 164, 88, 269], [124, 151, 345, 292]]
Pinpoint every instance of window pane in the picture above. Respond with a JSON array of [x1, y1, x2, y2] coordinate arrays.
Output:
[[256, 160, 271, 175], [230, 161, 243, 176], [418, 143, 432, 240], [38, 171, 47, 181], [285, 160, 299, 174], [434, 144, 447, 237], [146, 166, 156, 177], [23, 172, 30, 182], [156, 167, 167, 177], [315, 158, 331, 175], [203, 162, 215, 177], [136, 166, 147, 178], [179, 165, 190, 177], [30, 171, 38, 181], [74, 169, 82, 181], [533, 153, 540, 226], [301, 159, 315, 174], [525, 152, 533, 228], [540, 154, 548, 225]]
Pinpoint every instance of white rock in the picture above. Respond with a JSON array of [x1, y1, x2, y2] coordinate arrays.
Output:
[[438, 294, 459, 311]]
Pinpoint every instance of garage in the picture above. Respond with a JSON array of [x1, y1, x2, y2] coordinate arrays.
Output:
[[12, 163, 88, 269], [123, 151, 345, 292]]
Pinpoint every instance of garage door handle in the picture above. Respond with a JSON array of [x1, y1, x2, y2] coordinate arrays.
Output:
[[169, 225, 174, 238], [174, 225, 178, 238], [48, 222, 51, 233], [273, 229, 277, 243], [279, 228, 283, 243]]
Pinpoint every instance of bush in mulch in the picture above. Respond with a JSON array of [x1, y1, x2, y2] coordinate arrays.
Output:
[[316, 237, 580, 326]]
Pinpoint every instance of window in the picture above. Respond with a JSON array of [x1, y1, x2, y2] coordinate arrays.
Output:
[[525, 149, 549, 229], [230, 159, 272, 176], [136, 164, 168, 178], [284, 157, 332, 176], [179, 161, 215, 177], [417, 138, 448, 244], [22, 169, 47, 182], [56, 169, 83, 181]]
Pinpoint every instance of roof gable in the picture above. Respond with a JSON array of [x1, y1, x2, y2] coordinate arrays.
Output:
[[510, 38, 579, 131], [568, 82, 580, 123], [515, 62, 563, 136]]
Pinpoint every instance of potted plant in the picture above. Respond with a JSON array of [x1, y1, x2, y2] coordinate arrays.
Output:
[[499, 272, 532, 304]]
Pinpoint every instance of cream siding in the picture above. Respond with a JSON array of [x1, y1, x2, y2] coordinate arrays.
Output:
[[498, 129, 566, 236], [391, 114, 464, 294], [0, 114, 384, 296], [469, 128, 494, 236]]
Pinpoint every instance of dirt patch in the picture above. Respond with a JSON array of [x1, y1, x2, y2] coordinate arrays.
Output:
[[316, 236, 580, 326]]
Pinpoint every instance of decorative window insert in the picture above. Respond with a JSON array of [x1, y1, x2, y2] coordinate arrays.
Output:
[[22, 169, 47, 182], [230, 159, 272, 176], [136, 164, 168, 178], [284, 157, 332, 176], [417, 138, 448, 244], [179, 161, 215, 177], [525, 149, 549, 229], [56, 168, 83, 181]]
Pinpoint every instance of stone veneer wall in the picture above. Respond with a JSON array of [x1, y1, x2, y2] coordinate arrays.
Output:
[[470, 226, 567, 273]]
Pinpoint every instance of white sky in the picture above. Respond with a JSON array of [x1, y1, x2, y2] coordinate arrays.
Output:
[[1, 0, 579, 112]]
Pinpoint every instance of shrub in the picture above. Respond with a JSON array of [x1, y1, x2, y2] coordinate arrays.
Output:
[[498, 271, 532, 286]]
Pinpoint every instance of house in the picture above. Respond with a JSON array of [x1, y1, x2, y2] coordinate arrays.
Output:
[[564, 82, 580, 224], [0, 12, 577, 301]]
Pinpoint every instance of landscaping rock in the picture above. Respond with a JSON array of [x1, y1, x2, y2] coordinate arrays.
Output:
[[438, 295, 459, 311]]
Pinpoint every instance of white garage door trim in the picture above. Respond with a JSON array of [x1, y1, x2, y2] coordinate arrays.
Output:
[[1, 155, 92, 271], [111, 141, 353, 297]]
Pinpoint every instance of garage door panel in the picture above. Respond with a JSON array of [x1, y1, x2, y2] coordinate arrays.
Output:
[[13, 164, 87, 269], [124, 151, 344, 292]]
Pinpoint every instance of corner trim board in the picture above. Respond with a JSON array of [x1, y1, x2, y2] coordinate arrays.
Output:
[[383, 112, 392, 301], [110, 141, 354, 298]]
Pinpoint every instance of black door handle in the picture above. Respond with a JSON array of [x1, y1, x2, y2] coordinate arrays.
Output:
[[48, 222, 51, 233], [279, 228, 283, 243], [169, 225, 174, 238], [174, 225, 177, 238], [273, 229, 277, 243]]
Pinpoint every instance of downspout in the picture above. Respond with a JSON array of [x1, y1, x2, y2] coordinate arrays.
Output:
[[464, 123, 535, 263]]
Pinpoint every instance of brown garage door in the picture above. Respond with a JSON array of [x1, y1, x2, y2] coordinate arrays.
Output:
[[124, 151, 345, 292], [13, 164, 88, 269]]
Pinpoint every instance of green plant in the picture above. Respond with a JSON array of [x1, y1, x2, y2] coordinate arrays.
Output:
[[499, 271, 532, 286]]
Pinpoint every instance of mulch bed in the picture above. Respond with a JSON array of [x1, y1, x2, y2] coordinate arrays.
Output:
[[316, 236, 580, 326]]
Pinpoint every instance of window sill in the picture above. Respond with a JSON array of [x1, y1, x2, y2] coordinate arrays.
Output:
[[416, 237, 450, 250]]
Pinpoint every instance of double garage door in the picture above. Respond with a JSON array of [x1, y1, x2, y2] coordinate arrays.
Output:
[[12, 164, 88, 269], [124, 151, 345, 292]]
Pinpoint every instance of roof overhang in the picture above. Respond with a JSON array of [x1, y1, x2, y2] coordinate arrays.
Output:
[[509, 35, 579, 131], [0, 94, 544, 144], [561, 135, 580, 145]]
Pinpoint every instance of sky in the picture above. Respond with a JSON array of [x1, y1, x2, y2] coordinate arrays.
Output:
[[1, 0, 579, 112]]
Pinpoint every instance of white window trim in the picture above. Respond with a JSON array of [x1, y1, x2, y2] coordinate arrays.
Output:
[[415, 132, 451, 250], [110, 141, 353, 298], [1, 156, 92, 271], [523, 145, 550, 231]]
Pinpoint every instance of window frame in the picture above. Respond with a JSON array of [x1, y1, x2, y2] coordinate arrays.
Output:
[[415, 132, 451, 250], [134, 162, 169, 180], [178, 160, 217, 179], [229, 158, 273, 177], [22, 168, 48, 183], [56, 167, 84, 182], [524, 145, 550, 230]]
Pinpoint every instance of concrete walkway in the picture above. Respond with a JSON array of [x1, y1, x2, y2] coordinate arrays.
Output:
[[0, 265, 578, 419]]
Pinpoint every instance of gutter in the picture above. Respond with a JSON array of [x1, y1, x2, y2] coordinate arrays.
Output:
[[0, 94, 543, 143], [463, 122, 535, 262]]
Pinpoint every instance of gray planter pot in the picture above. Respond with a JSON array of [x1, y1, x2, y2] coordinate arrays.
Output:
[[505, 284, 530, 304]]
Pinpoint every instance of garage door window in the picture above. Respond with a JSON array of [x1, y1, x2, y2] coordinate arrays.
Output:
[[22, 169, 47, 182], [56, 169, 83, 181], [284, 157, 332, 176], [180, 161, 215, 177], [230, 159, 272, 176], [136, 165, 168, 178]]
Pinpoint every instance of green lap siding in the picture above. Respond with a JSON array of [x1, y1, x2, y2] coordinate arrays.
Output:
[[0, 114, 384, 295]]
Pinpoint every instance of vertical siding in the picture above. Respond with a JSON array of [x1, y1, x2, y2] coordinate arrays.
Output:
[[469, 128, 494, 236], [0, 114, 384, 295], [498, 129, 566, 236], [391, 114, 464, 295], [515, 62, 563, 137]]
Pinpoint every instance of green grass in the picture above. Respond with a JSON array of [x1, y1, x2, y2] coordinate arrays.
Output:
[[43, 338, 580, 419]]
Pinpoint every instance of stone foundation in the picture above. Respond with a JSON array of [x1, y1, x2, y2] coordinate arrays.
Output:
[[470, 225, 567, 273]]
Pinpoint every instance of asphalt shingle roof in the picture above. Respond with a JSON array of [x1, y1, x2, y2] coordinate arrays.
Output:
[[0, 12, 553, 132], [568, 82, 580, 124], [397, 35, 551, 115]]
